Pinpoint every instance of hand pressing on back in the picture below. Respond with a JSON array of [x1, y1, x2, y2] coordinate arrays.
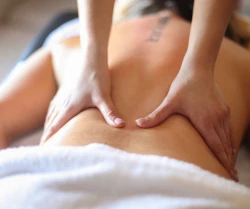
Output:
[[41, 48, 125, 143], [136, 60, 237, 181]]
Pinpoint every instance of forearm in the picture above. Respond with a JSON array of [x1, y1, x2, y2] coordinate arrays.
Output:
[[186, 0, 235, 69], [77, 0, 115, 56]]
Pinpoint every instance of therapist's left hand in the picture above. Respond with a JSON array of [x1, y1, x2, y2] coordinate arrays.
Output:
[[135, 59, 237, 180]]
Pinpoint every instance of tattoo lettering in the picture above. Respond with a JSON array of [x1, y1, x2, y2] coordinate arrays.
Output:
[[147, 15, 171, 43]]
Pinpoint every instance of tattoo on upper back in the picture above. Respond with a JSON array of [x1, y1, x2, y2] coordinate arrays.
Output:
[[147, 15, 171, 43]]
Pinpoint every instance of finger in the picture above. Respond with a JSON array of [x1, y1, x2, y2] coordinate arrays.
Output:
[[136, 98, 175, 128], [223, 106, 235, 156], [44, 104, 56, 129], [223, 111, 237, 177], [190, 117, 237, 181], [228, 118, 237, 176], [228, 116, 236, 155], [97, 97, 125, 128], [214, 120, 233, 168], [42, 105, 80, 142], [44, 96, 72, 132], [41, 99, 82, 143], [41, 107, 59, 143], [45, 106, 59, 133], [207, 126, 238, 181], [223, 117, 233, 162], [224, 106, 234, 156]]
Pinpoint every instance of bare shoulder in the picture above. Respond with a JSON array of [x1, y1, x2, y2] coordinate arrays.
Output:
[[50, 37, 81, 85]]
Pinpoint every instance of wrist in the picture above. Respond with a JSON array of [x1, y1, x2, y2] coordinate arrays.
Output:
[[81, 41, 108, 63], [82, 39, 108, 54], [182, 50, 216, 73], [179, 55, 215, 79]]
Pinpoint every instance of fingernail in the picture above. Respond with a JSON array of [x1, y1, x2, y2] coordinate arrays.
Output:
[[114, 118, 124, 124], [136, 118, 147, 125]]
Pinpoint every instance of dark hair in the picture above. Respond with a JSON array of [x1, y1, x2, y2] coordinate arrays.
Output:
[[141, 0, 194, 21], [141, 0, 234, 40]]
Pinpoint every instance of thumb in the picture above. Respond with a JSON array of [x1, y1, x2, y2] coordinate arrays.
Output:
[[136, 98, 175, 128], [97, 96, 125, 128]]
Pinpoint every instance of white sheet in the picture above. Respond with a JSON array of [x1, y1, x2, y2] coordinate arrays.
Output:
[[1, 143, 250, 209], [10, 130, 250, 188]]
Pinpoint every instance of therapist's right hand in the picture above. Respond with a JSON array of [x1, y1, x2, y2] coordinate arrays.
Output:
[[40, 48, 125, 143]]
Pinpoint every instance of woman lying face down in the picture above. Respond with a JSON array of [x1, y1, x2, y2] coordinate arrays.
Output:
[[0, 10, 250, 182]]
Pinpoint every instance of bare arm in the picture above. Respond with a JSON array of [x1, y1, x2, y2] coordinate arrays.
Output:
[[77, 0, 115, 53], [137, 0, 238, 181], [42, 0, 125, 142], [185, 0, 235, 67]]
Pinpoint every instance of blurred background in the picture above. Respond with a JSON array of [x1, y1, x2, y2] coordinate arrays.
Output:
[[239, 0, 250, 15], [0, 0, 77, 79]]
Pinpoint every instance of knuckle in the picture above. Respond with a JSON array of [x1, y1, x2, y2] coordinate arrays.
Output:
[[209, 105, 225, 121], [221, 104, 230, 117], [105, 109, 115, 117], [149, 111, 161, 121], [212, 147, 224, 156], [63, 98, 70, 107], [64, 104, 75, 114], [215, 110, 224, 121], [221, 105, 229, 117]]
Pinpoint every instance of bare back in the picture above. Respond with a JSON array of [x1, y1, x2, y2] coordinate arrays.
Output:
[[46, 11, 250, 180]]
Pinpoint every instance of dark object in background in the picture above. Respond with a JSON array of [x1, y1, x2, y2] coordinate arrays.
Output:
[[19, 11, 78, 62], [175, 0, 194, 21], [141, 0, 194, 21], [141, 0, 234, 41]]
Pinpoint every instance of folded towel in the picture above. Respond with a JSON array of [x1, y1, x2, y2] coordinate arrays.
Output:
[[0, 143, 249, 209]]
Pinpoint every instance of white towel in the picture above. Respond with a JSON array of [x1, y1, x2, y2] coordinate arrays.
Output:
[[0, 143, 249, 209]]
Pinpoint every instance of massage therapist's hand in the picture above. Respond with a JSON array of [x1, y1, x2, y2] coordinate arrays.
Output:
[[136, 59, 237, 180], [41, 48, 125, 143]]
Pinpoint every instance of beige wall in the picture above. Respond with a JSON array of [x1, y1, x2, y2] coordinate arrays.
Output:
[[0, 0, 18, 21], [0, 0, 76, 79]]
